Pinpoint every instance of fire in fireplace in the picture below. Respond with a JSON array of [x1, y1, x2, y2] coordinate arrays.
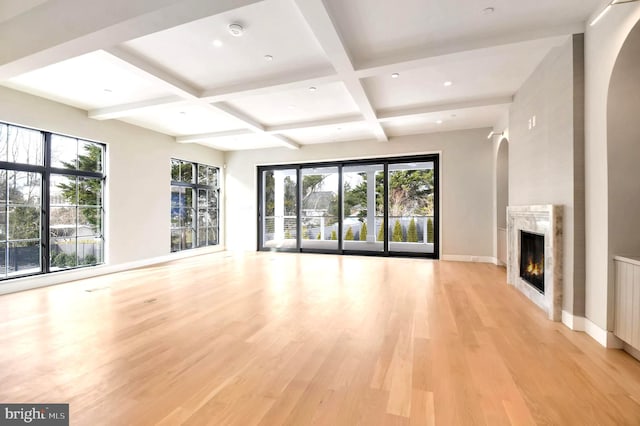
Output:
[[520, 231, 545, 293]]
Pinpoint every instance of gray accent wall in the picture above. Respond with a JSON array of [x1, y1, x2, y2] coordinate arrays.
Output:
[[224, 129, 495, 258], [509, 34, 586, 316]]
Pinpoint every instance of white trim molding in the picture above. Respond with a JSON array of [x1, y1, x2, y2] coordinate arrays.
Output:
[[441, 255, 497, 264], [582, 317, 624, 348], [561, 310, 585, 331]]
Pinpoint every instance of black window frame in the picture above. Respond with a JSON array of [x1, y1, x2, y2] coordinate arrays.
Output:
[[257, 154, 440, 259], [170, 159, 220, 252], [0, 121, 106, 281]]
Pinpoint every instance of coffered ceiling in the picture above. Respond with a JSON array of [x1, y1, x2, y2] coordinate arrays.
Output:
[[0, 0, 600, 151]]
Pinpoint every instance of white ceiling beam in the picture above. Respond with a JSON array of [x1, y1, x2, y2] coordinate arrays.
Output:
[[105, 47, 200, 99], [211, 102, 265, 132], [200, 68, 339, 102], [0, 0, 265, 80], [265, 115, 364, 133], [355, 31, 578, 78], [176, 129, 253, 144], [89, 95, 186, 120], [292, 0, 388, 142], [377, 96, 514, 122]]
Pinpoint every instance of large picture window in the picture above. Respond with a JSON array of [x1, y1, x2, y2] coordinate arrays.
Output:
[[0, 122, 105, 280], [170, 159, 219, 252]]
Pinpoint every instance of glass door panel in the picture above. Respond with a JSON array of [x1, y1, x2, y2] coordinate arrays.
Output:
[[301, 166, 339, 251], [261, 168, 297, 250], [342, 164, 384, 252], [387, 161, 435, 255]]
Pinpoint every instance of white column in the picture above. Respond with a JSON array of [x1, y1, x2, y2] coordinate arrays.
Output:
[[274, 170, 285, 241], [367, 171, 376, 242], [423, 216, 428, 243]]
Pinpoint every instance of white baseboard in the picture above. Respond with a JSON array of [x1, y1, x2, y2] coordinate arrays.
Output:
[[581, 317, 623, 348], [0, 245, 226, 296], [441, 255, 497, 264], [561, 310, 585, 331]]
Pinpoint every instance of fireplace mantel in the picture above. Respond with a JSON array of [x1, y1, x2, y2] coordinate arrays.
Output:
[[507, 205, 563, 321]]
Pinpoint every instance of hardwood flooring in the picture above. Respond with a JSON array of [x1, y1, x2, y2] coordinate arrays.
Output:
[[1, 252, 640, 425]]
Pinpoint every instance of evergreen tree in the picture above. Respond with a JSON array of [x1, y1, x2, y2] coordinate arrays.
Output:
[[392, 219, 404, 242], [377, 220, 384, 241], [331, 230, 337, 240], [316, 232, 321, 240], [407, 217, 418, 242], [57, 144, 102, 226], [360, 222, 367, 241], [427, 217, 434, 243], [302, 226, 309, 239], [345, 227, 354, 240]]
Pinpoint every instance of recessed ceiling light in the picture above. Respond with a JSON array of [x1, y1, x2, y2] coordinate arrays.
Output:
[[444, 81, 453, 87], [336, 127, 342, 131], [451, 114, 457, 118], [212, 39, 223, 47], [228, 23, 244, 37], [179, 111, 186, 115], [264, 55, 273, 61], [391, 73, 400, 79], [436, 120, 443, 124], [482, 7, 495, 14], [103, 88, 112, 93], [309, 86, 317, 92]]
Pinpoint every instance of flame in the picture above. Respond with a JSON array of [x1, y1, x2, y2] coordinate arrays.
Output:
[[525, 257, 543, 276]]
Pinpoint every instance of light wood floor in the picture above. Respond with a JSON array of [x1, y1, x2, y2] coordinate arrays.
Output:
[[2, 252, 640, 425]]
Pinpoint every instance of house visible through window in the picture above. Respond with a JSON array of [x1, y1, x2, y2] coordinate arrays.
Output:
[[0, 122, 105, 280], [170, 159, 219, 251]]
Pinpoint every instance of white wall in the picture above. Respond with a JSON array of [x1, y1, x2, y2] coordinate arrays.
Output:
[[0, 85, 224, 291], [224, 128, 495, 259], [508, 35, 585, 316], [585, 2, 640, 331]]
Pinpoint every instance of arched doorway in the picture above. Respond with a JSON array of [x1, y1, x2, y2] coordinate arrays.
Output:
[[607, 20, 640, 267], [496, 138, 509, 265]]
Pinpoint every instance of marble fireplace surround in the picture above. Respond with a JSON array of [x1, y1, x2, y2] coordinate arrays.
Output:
[[507, 205, 563, 321]]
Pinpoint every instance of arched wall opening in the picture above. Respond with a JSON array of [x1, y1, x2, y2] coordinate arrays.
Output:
[[496, 138, 509, 265], [607, 19, 640, 275]]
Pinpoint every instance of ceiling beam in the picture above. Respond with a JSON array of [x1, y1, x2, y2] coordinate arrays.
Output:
[[89, 95, 185, 120], [265, 115, 364, 133], [211, 102, 265, 132], [355, 31, 578, 78], [292, 0, 388, 142], [0, 0, 265, 80], [176, 129, 253, 144], [377, 96, 514, 122], [105, 47, 200, 99], [200, 68, 339, 102]]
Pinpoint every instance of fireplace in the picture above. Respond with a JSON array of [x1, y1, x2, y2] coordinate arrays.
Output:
[[507, 205, 562, 321], [520, 231, 544, 293]]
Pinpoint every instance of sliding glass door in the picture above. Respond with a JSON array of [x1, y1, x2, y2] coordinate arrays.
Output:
[[387, 160, 435, 255], [300, 166, 339, 251], [257, 155, 438, 258], [342, 164, 384, 253], [260, 168, 297, 250]]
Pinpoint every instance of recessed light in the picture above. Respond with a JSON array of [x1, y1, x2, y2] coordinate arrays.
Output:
[[179, 111, 186, 115], [391, 73, 400, 79], [444, 81, 453, 87], [212, 39, 223, 47], [451, 114, 457, 118], [482, 7, 495, 14], [309, 86, 317, 92], [264, 54, 273, 61], [436, 120, 443, 124], [228, 23, 244, 37], [337, 127, 342, 131], [103, 88, 112, 93]]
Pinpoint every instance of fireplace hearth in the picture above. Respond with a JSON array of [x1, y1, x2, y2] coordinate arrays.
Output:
[[520, 231, 544, 293]]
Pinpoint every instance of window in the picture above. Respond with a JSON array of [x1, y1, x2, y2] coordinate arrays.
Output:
[[170, 159, 219, 252], [0, 122, 105, 280], [257, 154, 439, 259]]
